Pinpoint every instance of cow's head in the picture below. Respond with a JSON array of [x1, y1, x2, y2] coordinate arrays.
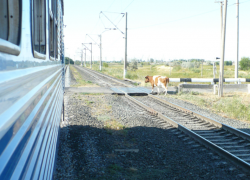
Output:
[[145, 75, 149, 83]]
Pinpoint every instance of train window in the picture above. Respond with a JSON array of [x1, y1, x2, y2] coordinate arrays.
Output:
[[55, 25, 58, 59], [49, 0, 56, 60], [48, 0, 62, 61], [8, 0, 21, 45], [56, 2, 62, 61], [49, 17, 54, 58], [0, 0, 21, 55], [54, 0, 57, 19], [32, 0, 46, 59], [0, 0, 8, 41]]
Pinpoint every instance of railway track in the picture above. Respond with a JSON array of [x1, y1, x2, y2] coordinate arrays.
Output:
[[74, 65, 250, 173], [74, 65, 132, 87], [131, 95, 250, 172]]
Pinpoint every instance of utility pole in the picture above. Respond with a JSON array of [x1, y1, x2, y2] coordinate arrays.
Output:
[[99, 34, 102, 71], [219, 0, 227, 97], [87, 29, 116, 71], [201, 60, 203, 77], [90, 43, 92, 69], [86, 34, 100, 69], [84, 48, 86, 67], [124, 12, 128, 79], [98, 29, 116, 71], [235, 0, 239, 80], [215, 1, 224, 40], [99, 11, 126, 75], [82, 43, 92, 68], [169, 60, 171, 75], [220, 2, 223, 37], [81, 50, 83, 66]]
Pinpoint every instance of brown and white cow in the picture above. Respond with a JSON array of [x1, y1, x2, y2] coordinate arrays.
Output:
[[145, 75, 169, 95]]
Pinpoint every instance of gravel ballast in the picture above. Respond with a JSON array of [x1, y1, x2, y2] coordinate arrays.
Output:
[[156, 95, 250, 135], [53, 92, 249, 179], [54, 67, 250, 179], [74, 65, 135, 87]]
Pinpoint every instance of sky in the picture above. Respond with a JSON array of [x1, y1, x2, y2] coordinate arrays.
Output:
[[64, 0, 250, 62]]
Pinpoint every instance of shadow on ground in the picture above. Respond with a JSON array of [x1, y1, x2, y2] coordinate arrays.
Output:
[[53, 123, 248, 180]]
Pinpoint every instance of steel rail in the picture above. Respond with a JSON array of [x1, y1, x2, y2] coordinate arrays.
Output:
[[148, 94, 250, 142], [75, 66, 250, 173], [79, 66, 132, 87], [74, 66, 113, 87], [79, 66, 250, 140], [125, 94, 250, 174]]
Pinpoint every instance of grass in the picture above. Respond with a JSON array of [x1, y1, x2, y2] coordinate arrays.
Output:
[[89, 63, 250, 87], [77, 93, 128, 135], [80, 64, 250, 122], [104, 119, 128, 136], [174, 92, 250, 122], [125, 72, 139, 80], [84, 99, 94, 106], [97, 115, 110, 122], [212, 96, 250, 121], [69, 65, 99, 87]]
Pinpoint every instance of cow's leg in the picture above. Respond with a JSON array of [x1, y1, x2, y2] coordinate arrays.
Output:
[[164, 87, 167, 95], [157, 87, 160, 95], [164, 83, 168, 95], [151, 85, 154, 94]]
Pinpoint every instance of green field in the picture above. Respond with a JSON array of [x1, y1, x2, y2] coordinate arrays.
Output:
[[88, 63, 250, 87], [79, 63, 250, 123]]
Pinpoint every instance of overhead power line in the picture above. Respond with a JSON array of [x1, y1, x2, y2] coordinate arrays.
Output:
[[106, 0, 117, 11], [121, 0, 136, 12], [87, 0, 136, 44], [100, 11, 125, 34], [100, 15, 107, 28], [102, 11, 122, 14], [130, 0, 250, 30], [86, 34, 100, 47], [115, 15, 124, 26], [88, 18, 101, 38], [111, 0, 135, 24], [131, 9, 219, 29]]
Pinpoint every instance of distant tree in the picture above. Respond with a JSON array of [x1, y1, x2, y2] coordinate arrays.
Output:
[[128, 59, 138, 71], [65, 57, 74, 64], [172, 61, 182, 67], [150, 58, 154, 63], [181, 62, 200, 69], [190, 59, 198, 62], [240, 57, 250, 70], [224, 61, 232, 66]]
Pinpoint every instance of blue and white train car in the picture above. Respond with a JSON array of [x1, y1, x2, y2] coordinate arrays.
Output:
[[0, 0, 64, 179]]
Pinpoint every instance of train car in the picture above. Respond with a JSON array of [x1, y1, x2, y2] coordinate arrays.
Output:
[[0, 0, 65, 179]]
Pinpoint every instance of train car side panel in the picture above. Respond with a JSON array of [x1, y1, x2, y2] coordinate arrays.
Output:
[[0, 0, 65, 179]]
